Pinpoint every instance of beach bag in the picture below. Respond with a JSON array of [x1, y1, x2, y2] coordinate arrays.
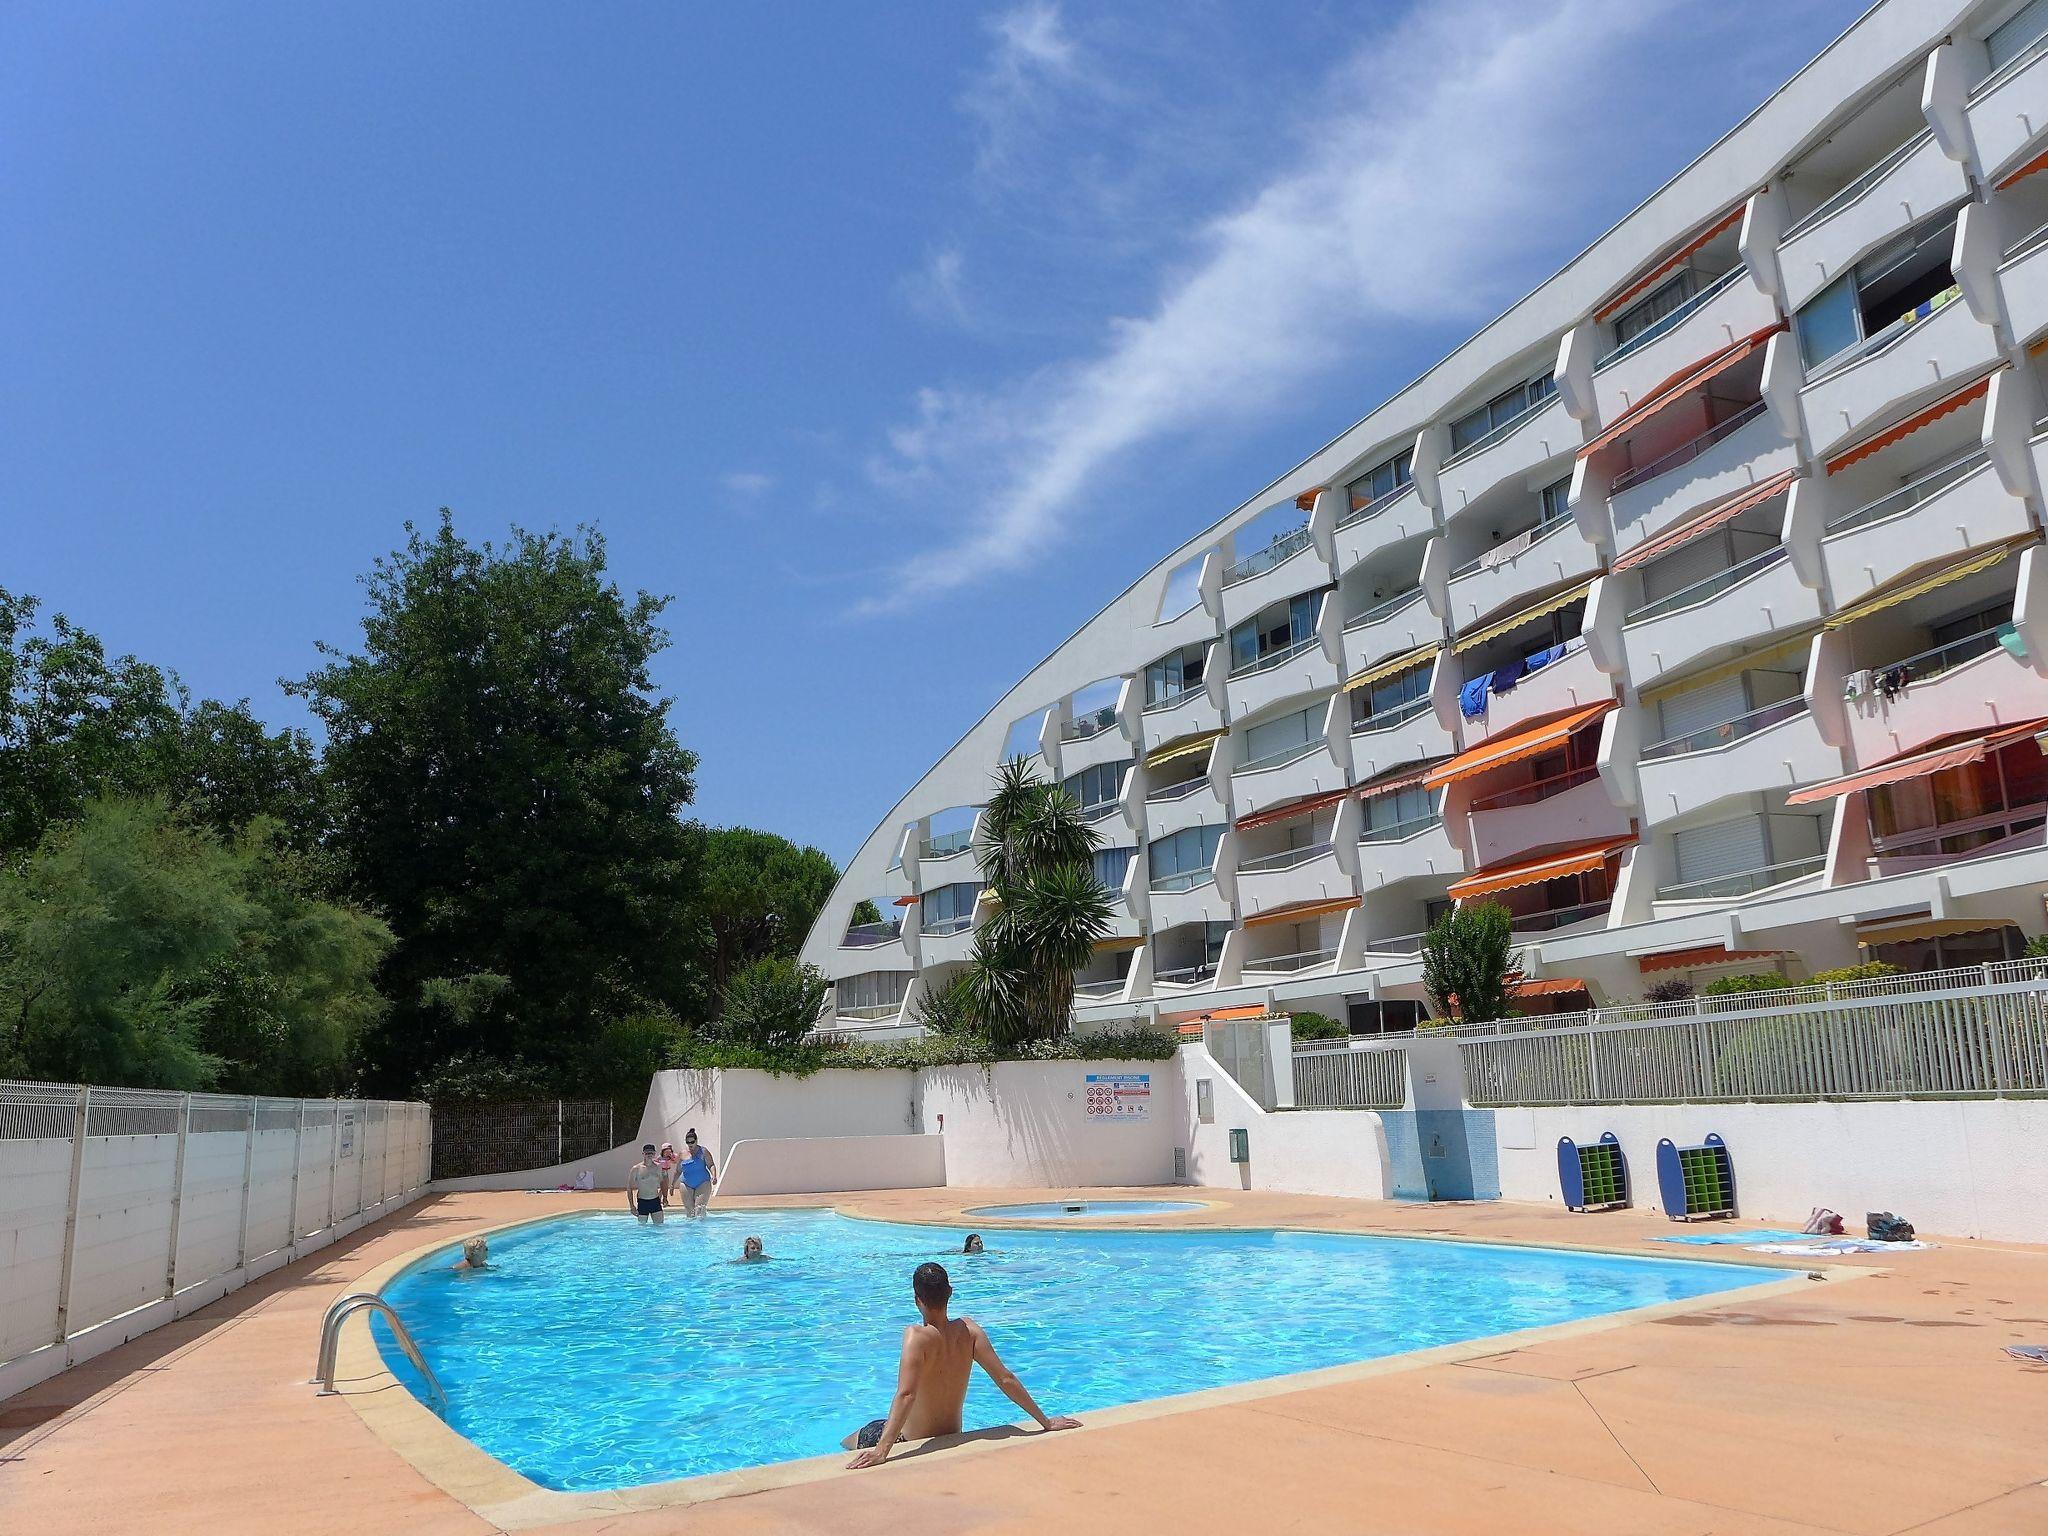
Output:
[[1866, 1211, 1915, 1242], [1802, 1207, 1844, 1235]]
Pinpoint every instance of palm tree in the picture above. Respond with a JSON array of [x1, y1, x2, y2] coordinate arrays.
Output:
[[1420, 901, 1523, 1025], [964, 759, 1114, 1045]]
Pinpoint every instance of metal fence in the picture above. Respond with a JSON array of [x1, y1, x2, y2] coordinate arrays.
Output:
[[1459, 963, 2048, 1107], [428, 1098, 614, 1180], [1291, 1043, 1409, 1109], [0, 1080, 430, 1391]]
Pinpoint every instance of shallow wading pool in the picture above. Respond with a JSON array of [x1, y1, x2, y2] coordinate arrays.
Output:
[[374, 1209, 1779, 1491], [964, 1199, 1208, 1218]]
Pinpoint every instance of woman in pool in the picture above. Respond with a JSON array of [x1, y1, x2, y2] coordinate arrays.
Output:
[[676, 1129, 717, 1218], [962, 1234, 984, 1255], [733, 1236, 770, 1263], [452, 1235, 489, 1272]]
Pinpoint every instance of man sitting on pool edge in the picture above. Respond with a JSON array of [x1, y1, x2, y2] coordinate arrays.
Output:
[[844, 1261, 1077, 1468]]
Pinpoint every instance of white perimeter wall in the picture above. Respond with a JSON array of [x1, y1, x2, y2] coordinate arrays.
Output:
[[1178, 1045, 1394, 1202], [717, 1134, 946, 1197], [915, 1061, 1179, 1188], [1495, 1099, 2048, 1244]]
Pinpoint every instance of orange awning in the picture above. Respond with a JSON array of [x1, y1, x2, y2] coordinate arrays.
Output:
[[1448, 834, 1635, 901], [1511, 977, 1591, 998], [1824, 372, 1997, 474], [893, 894, 919, 906], [1354, 759, 1447, 800], [1594, 205, 1748, 322], [1579, 323, 1784, 460], [1998, 145, 2048, 190], [1784, 718, 2048, 805], [1236, 784, 1351, 832], [1423, 701, 1616, 790], [1294, 486, 1325, 511], [1243, 896, 1359, 929], [1636, 945, 1780, 974], [1173, 1004, 1269, 1035], [1609, 471, 1798, 574]]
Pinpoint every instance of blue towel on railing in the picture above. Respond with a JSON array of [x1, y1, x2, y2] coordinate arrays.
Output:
[[1459, 675, 1490, 719], [1523, 643, 1566, 674], [1490, 656, 1527, 696]]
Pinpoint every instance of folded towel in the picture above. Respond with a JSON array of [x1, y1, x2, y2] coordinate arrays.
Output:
[[1459, 675, 1490, 719]]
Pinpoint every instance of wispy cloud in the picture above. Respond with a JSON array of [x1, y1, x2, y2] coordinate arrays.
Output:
[[966, 1, 1085, 181], [901, 244, 974, 330], [721, 470, 774, 499], [857, 0, 1676, 615]]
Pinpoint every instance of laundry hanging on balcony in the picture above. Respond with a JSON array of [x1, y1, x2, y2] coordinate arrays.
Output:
[[1594, 203, 1749, 322], [1577, 323, 1785, 461], [1823, 370, 2000, 474], [1341, 642, 1437, 693], [1449, 581, 1594, 656], [1143, 728, 1225, 769], [1446, 834, 1636, 900], [1423, 700, 1616, 789], [1609, 471, 1799, 574], [1820, 538, 2036, 630], [1784, 717, 2048, 805]]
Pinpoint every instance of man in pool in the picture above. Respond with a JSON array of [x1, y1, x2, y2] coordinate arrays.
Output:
[[627, 1144, 666, 1225], [844, 1261, 1077, 1469]]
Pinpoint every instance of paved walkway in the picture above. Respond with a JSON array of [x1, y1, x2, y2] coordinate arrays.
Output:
[[5, 1187, 2047, 1534]]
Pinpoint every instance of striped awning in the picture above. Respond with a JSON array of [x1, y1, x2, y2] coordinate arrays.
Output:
[[1243, 895, 1360, 929], [1639, 631, 1814, 706], [1144, 728, 1225, 769], [1354, 758, 1448, 800], [1821, 541, 2030, 630], [1856, 916, 2017, 945], [1785, 717, 2048, 805], [1610, 471, 1798, 574], [1235, 784, 1351, 832], [1824, 372, 1998, 475], [1635, 945, 1781, 974], [1579, 323, 1784, 459], [1449, 582, 1592, 656], [1424, 701, 1615, 789], [1594, 204, 1748, 322], [1342, 642, 1438, 693], [1295, 486, 1326, 511], [1510, 977, 1591, 999], [1448, 834, 1635, 901]]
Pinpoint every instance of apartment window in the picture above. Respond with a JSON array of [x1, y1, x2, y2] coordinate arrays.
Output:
[[1151, 824, 1223, 881], [1229, 591, 1322, 671], [1449, 370, 1557, 454], [920, 881, 983, 935], [1243, 705, 1321, 768], [1930, 601, 2012, 650], [1062, 760, 1130, 814], [1611, 270, 1700, 347], [1867, 738, 2048, 849], [1538, 476, 1574, 528], [1987, 0, 2048, 71], [1145, 645, 1207, 706], [1794, 216, 1958, 372], [1347, 449, 1413, 510], [1353, 660, 1432, 726], [1362, 784, 1439, 836], [1092, 845, 1135, 891], [1347, 998, 1426, 1035], [838, 971, 911, 1013]]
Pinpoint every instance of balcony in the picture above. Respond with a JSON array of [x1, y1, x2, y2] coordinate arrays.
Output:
[[1820, 452, 2029, 610], [1845, 626, 2036, 764], [1334, 484, 1433, 575], [1444, 518, 1601, 634], [1461, 643, 1614, 745], [1356, 816, 1459, 891], [1655, 853, 1826, 905], [1241, 945, 1338, 978], [1636, 701, 1837, 826], [1139, 683, 1223, 755], [1968, 29, 2048, 185], [1060, 704, 1120, 742], [1360, 928, 1428, 957], [1608, 405, 1799, 557], [839, 919, 903, 950], [1341, 587, 1436, 676], [1142, 782, 1223, 845], [1349, 695, 1455, 781], [1072, 975, 1130, 1002], [1147, 872, 1233, 930], [2001, 220, 2048, 349], [1467, 769, 1632, 870], [1231, 739, 1346, 820], [1221, 530, 1329, 629], [1798, 291, 1999, 461], [1238, 843, 1352, 917], [1621, 546, 1822, 689], [1226, 634, 1338, 718], [1509, 899, 1612, 936], [1591, 268, 1779, 427], [1152, 959, 1221, 991], [1869, 803, 2048, 875], [1436, 392, 1575, 515], [1776, 128, 1967, 313]]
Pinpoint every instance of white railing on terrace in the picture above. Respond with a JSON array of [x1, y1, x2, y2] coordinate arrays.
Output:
[[1352, 694, 1433, 735], [1610, 399, 1766, 495], [1359, 812, 1442, 844], [1291, 1040, 1408, 1109], [1594, 267, 1747, 372], [1229, 633, 1320, 679], [1238, 736, 1324, 775], [1156, 960, 1219, 986], [1243, 946, 1338, 975], [1780, 128, 1935, 243], [1344, 585, 1427, 630], [1656, 853, 1826, 903], [1458, 957, 2048, 1105], [1441, 391, 1555, 470], [1238, 839, 1335, 874], [1150, 868, 1216, 894], [1448, 514, 1576, 581], [840, 921, 903, 948], [1145, 774, 1210, 803], [1641, 696, 1807, 760], [1861, 623, 2017, 690], [1807, 284, 1963, 383], [1824, 449, 1989, 538], [1362, 929, 1427, 955], [921, 915, 974, 937], [1510, 899, 1612, 934], [1222, 525, 1315, 586], [1627, 543, 1786, 623], [925, 831, 974, 858], [1469, 763, 1598, 814], [1338, 480, 1414, 528]]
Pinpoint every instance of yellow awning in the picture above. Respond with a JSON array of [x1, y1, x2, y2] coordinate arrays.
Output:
[[1092, 934, 1147, 953], [1341, 642, 1438, 694], [1639, 632, 1814, 707], [1450, 581, 1593, 656], [1855, 916, 2016, 946], [1823, 542, 2031, 630], [1143, 728, 1225, 769]]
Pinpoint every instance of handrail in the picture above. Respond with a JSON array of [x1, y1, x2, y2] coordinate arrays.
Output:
[[1061, 706, 1120, 741], [315, 1291, 446, 1415], [1806, 283, 1962, 384], [1337, 480, 1415, 529], [1468, 763, 1598, 813], [1237, 736, 1323, 775], [1441, 389, 1556, 470], [1361, 929, 1427, 955], [1155, 961, 1219, 985], [1611, 399, 1766, 494], [925, 832, 973, 858], [1141, 681, 1204, 714], [2005, 215, 2048, 265], [1144, 774, 1210, 803], [1593, 266, 1747, 372], [1509, 899, 1612, 934], [1243, 946, 1338, 974], [1626, 543, 1786, 623], [1656, 853, 1825, 902], [839, 921, 903, 948], [921, 914, 974, 937], [836, 1002, 905, 1021], [1779, 126, 1933, 243], [1824, 448, 1990, 537], [1863, 623, 2015, 688], [1238, 839, 1334, 874], [1640, 696, 1808, 761], [1447, 513, 1576, 581], [1222, 524, 1315, 586], [1973, 21, 2048, 100], [1352, 694, 1433, 735], [1073, 977, 1127, 998], [1229, 632, 1320, 679], [1077, 798, 1124, 823], [1359, 811, 1442, 844], [1150, 868, 1217, 894], [1343, 585, 1427, 630], [1870, 801, 2048, 860]]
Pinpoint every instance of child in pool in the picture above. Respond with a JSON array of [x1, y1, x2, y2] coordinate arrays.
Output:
[[452, 1235, 489, 1272]]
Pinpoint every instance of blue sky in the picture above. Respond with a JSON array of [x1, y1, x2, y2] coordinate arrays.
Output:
[[3, 0, 1864, 863]]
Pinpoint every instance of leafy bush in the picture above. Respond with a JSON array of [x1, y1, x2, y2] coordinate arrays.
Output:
[[1808, 962, 1902, 984], [1288, 1010, 1346, 1041], [716, 957, 829, 1052], [910, 972, 978, 1034], [1701, 971, 1786, 997], [416, 1052, 553, 1101], [672, 1025, 1178, 1078], [2025, 934, 2048, 959], [1643, 978, 1694, 1004]]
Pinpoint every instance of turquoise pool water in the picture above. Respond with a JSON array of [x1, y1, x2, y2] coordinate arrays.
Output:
[[965, 1199, 1207, 1218], [374, 1209, 1775, 1491]]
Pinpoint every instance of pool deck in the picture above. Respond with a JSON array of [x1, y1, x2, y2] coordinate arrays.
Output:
[[5, 1186, 2048, 1535]]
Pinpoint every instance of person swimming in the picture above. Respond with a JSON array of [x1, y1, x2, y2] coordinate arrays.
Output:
[[627, 1144, 667, 1225], [844, 1261, 1077, 1468], [962, 1234, 984, 1255], [451, 1235, 489, 1272], [733, 1235, 770, 1263]]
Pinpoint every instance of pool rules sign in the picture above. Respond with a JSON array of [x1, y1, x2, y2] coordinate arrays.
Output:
[[1085, 1072, 1151, 1121]]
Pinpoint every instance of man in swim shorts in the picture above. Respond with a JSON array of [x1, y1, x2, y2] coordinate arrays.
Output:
[[627, 1144, 666, 1225], [844, 1261, 1077, 1468]]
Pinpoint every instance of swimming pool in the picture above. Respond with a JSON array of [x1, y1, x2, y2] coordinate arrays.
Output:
[[374, 1209, 1777, 1492], [965, 1199, 1208, 1218]]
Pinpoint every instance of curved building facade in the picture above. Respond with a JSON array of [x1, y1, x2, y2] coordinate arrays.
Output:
[[802, 0, 2048, 1036]]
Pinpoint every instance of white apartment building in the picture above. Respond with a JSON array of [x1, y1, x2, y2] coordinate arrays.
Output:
[[801, 0, 2048, 1037]]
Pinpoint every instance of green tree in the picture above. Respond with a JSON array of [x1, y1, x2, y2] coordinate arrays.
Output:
[[964, 759, 1113, 1046], [1288, 1010, 1346, 1041], [697, 826, 839, 999], [848, 898, 885, 928], [290, 513, 703, 1092], [1421, 902, 1523, 1025], [717, 956, 828, 1051]]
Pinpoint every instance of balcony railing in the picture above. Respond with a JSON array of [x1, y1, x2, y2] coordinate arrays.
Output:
[[1141, 680, 1205, 714], [1155, 961, 1219, 986], [1593, 266, 1747, 372], [1243, 946, 1338, 974], [2005, 216, 2048, 265], [1073, 976, 1128, 999], [1870, 802, 2048, 863], [1657, 853, 1825, 903], [1626, 543, 1786, 624], [1447, 513, 1576, 581], [1807, 283, 1963, 383], [1150, 868, 1217, 894], [1824, 449, 1991, 538], [1361, 929, 1427, 955], [835, 1002, 904, 1022], [1468, 763, 1598, 813], [1061, 706, 1120, 741], [1441, 390, 1555, 470], [1338, 480, 1414, 529], [1238, 736, 1323, 775], [1640, 696, 1808, 761], [920, 914, 975, 938], [1238, 839, 1334, 874], [1145, 774, 1210, 803], [1780, 128, 1934, 243], [1860, 623, 2017, 692], [1229, 632, 1320, 679], [839, 921, 902, 949], [925, 830, 974, 858], [1358, 812, 1442, 844], [1222, 524, 1315, 586], [1077, 798, 1124, 823], [1610, 399, 1766, 495], [1509, 899, 1612, 934], [1352, 694, 1433, 736], [1344, 585, 1427, 630]]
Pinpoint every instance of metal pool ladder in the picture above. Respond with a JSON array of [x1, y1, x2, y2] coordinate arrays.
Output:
[[313, 1290, 446, 1415]]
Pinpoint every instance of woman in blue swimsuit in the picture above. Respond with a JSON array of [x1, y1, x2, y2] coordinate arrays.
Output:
[[677, 1129, 717, 1218]]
